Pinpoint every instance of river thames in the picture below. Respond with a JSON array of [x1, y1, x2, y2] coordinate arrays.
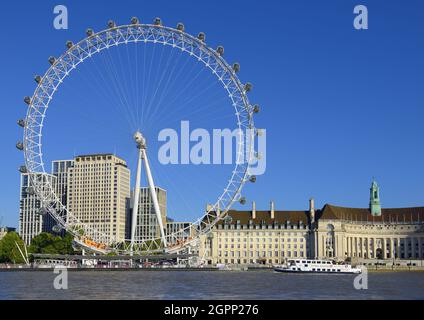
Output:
[[0, 270, 423, 300]]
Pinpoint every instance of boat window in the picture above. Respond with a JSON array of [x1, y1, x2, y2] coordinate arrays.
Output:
[[312, 268, 315, 271], [301, 260, 306, 263]]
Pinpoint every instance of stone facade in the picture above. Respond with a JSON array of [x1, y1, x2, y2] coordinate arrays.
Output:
[[199, 182, 424, 265], [67, 154, 130, 243]]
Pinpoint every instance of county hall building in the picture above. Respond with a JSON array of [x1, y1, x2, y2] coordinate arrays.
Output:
[[199, 180, 424, 265]]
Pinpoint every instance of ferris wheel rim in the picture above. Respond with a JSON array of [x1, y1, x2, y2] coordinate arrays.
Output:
[[22, 21, 257, 254]]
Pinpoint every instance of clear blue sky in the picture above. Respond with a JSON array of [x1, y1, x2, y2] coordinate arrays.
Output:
[[1, 0, 423, 228]]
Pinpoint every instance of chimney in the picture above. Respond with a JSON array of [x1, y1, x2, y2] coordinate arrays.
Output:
[[309, 198, 315, 224], [252, 201, 256, 220], [270, 201, 275, 219]]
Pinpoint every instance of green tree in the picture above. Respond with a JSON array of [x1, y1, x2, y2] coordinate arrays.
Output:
[[29, 232, 75, 255], [0, 232, 26, 264]]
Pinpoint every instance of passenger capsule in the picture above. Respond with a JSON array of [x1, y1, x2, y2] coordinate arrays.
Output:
[[256, 128, 264, 136], [26, 187, 34, 195], [253, 104, 260, 114], [17, 119, 25, 128], [52, 225, 62, 233], [216, 46, 224, 56], [48, 56, 56, 65], [16, 142, 24, 151], [66, 41, 74, 49], [86, 28, 94, 37], [34, 75, 41, 84], [239, 197, 247, 205], [198, 32, 206, 42], [130, 17, 139, 25], [176, 23, 185, 31], [249, 175, 257, 183], [18, 165, 27, 173], [154, 17, 162, 26], [232, 63, 240, 73], [37, 208, 47, 216], [244, 83, 253, 92], [24, 96, 31, 105], [108, 20, 116, 28]]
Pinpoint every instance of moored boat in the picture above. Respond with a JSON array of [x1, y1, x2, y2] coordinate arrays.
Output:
[[274, 259, 362, 274]]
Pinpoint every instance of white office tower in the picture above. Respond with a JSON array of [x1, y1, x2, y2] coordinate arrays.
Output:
[[19, 173, 57, 245], [67, 154, 130, 243]]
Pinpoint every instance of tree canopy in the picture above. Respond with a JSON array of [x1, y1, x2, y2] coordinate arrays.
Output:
[[28, 232, 75, 255], [0, 232, 26, 264]]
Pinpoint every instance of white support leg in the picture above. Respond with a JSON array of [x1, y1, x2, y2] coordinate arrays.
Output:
[[142, 149, 167, 248], [130, 147, 143, 254]]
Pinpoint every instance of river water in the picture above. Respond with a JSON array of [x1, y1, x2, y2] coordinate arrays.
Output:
[[0, 270, 423, 300]]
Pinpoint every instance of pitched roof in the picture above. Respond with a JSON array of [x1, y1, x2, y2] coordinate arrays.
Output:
[[215, 210, 310, 225], [319, 204, 424, 223]]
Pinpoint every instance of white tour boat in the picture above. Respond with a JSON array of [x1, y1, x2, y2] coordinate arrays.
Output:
[[274, 259, 362, 274]]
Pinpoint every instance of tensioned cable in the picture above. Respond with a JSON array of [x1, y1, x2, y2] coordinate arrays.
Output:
[[143, 47, 205, 129], [92, 48, 138, 131], [142, 45, 180, 127], [143, 48, 186, 126], [133, 42, 141, 130], [101, 44, 138, 130], [140, 42, 157, 129], [66, 51, 136, 134], [124, 42, 139, 129], [114, 40, 138, 127], [142, 42, 171, 130], [156, 75, 226, 128], [147, 60, 211, 129], [163, 95, 231, 129]]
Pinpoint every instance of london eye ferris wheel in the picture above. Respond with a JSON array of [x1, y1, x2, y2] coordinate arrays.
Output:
[[16, 17, 260, 255]]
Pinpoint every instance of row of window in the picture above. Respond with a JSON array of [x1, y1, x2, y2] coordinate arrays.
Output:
[[218, 237, 305, 243], [218, 251, 305, 258], [219, 232, 306, 236]]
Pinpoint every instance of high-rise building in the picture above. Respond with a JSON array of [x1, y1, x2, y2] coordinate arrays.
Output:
[[52, 160, 74, 208], [51, 160, 74, 233], [130, 187, 167, 242], [19, 173, 57, 245], [67, 154, 130, 244]]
